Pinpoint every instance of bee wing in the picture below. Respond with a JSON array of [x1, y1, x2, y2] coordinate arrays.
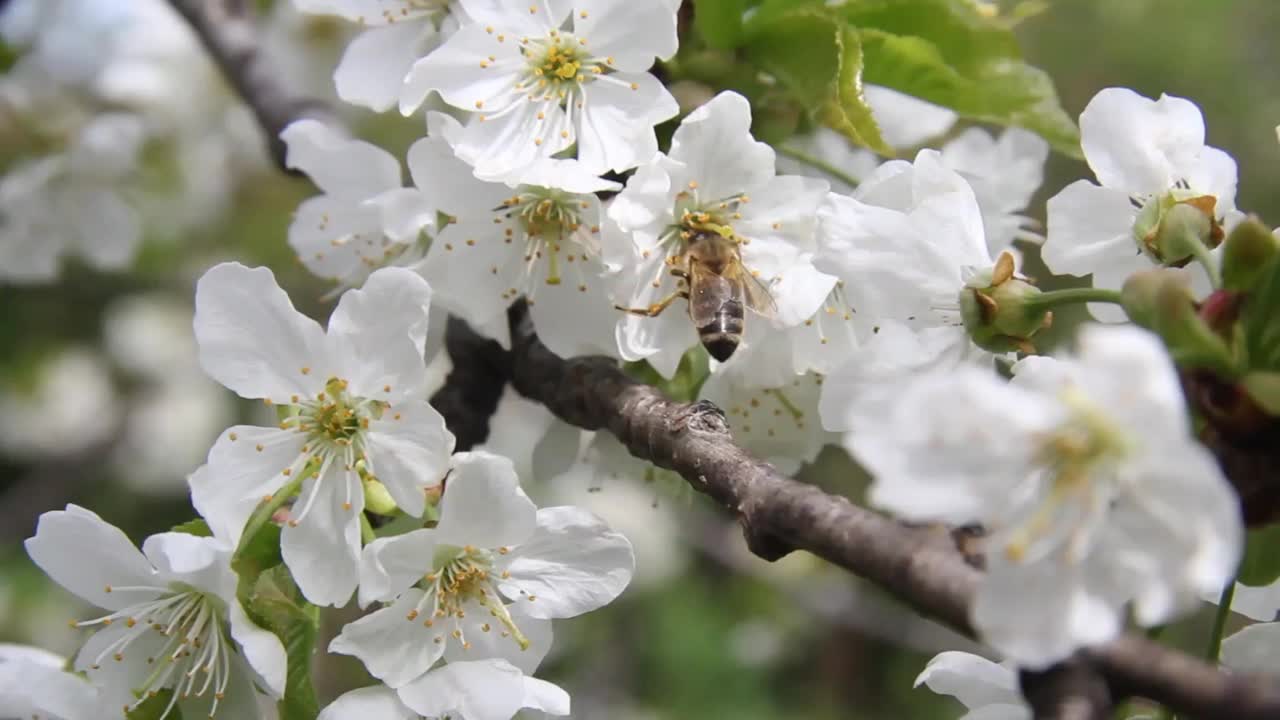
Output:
[[738, 263, 778, 319]]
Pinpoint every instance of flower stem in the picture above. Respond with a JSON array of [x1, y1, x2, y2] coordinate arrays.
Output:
[[1021, 287, 1125, 311], [774, 145, 861, 190], [1186, 236, 1223, 290], [1205, 580, 1236, 663]]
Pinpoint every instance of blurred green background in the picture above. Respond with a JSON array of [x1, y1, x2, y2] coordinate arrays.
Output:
[[1, 1, 1276, 718]]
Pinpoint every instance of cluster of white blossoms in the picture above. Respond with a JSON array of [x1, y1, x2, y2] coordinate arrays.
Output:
[[11, 0, 1276, 717]]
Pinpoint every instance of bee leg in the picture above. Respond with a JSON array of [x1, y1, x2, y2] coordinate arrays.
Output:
[[669, 267, 689, 279], [614, 289, 689, 317]]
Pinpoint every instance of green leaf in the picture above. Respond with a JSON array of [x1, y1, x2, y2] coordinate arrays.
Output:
[[1238, 523, 1280, 586], [742, 7, 889, 153], [693, 0, 750, 50], [171, 518, 212, 537], [858, 27, 1080, 156], [819, 27, 888, 155], [247, 565, 321, 720], [839, 0, 1022, 66], [126, 690, 183, 720]]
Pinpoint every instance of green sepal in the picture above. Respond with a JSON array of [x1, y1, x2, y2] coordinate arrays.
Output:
[[171, 518, 212, 537], [249, 565, 322, 720], [1237, 522, 1280, 587]]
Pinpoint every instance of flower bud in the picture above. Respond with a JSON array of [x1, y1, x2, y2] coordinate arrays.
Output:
[[1221, 217, 1279, 292], [1122, 269, 1235, 375], [1134, 195, 1221, 265], [959, 252, 1051, 353], [362, 477, 399, 516]]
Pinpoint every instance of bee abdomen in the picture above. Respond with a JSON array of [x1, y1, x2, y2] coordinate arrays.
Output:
[[698, 302, 744, 361]]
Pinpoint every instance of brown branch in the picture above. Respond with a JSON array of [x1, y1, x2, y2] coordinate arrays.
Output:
[[1020, 662, 1111, 720], [167, 0, 335, 170], [429, 316, 511, 451], [498, 301, 1280, 720]]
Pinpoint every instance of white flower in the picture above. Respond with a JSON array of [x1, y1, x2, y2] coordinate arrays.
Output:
[[190, 262, 454, 607], [330, 451, 633, 688], [283, 119, 426, 288], [1044, 88, 1238, 320], [319, 662, 569, 720], [701, 368, 832, 475], [940, 127, 1049, 254], [24, 505, 288, 718], [607, 91, 835, 377], [383, 112, 622, 357], [293, 0, 460, 113], [0, 643, 98, 720], [815, 150, 999, 432], [914, 651, 1029, 720], [401, 0, 680, 178], [842, 325, 1242, 667], [0, 112, 145, 283], [0, 347, 117, 460]]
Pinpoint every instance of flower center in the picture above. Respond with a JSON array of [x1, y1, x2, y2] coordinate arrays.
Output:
[[281, 377, 385, 455], [498, 187, 596, 287], [404, 545, 530, 652], [1002, 390, 1131, 564], [1130, 187, 1225, 265], [75, 586, 233, 717], [520, 32, 610, 104]]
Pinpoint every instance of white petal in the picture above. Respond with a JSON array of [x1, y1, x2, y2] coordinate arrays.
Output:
[[281, 119, 402, 199], [319, 685, 416, 720], [280, 466, 362, 607], [528, 256, 623, 359], [326, 267, 433, 399], [668, 91, 775, 201], [414, 218, 525, 349], [228, 598, 288, 698], [24, 505, 161, 611], [1222, 622, 1280, 675], [576, 0, 678, 69], [575, 72, 676, 174], [914, 651, 1022, 710], [329, 589, 446, 687], [365, 401, 455, 518], [521, 673, 571, 715], [190, 425, 306, 547], [1228, 580, 1280, 623], [497, 506, 634, 618], [357, 529, 439, 608], [865, 84, 957, 148], [396, 660, 527, 720], [458, 99, 573, 181], [442, 609, 553, 674], [140, 532, 233, 598], [400, 21, 524, 114], [1080, 88, 1205, 194], [1042, 180, 1140, 278], [436, 452, 538, 549], [74, 623, 165, 711], [973, 561, 1122, 669], [288, 195, 394, 284], [194, 262, 329, 402], [335, 23, 438, 113]]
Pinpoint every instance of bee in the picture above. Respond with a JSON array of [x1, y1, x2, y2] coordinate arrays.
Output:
[[616, 222, 776, 361]]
